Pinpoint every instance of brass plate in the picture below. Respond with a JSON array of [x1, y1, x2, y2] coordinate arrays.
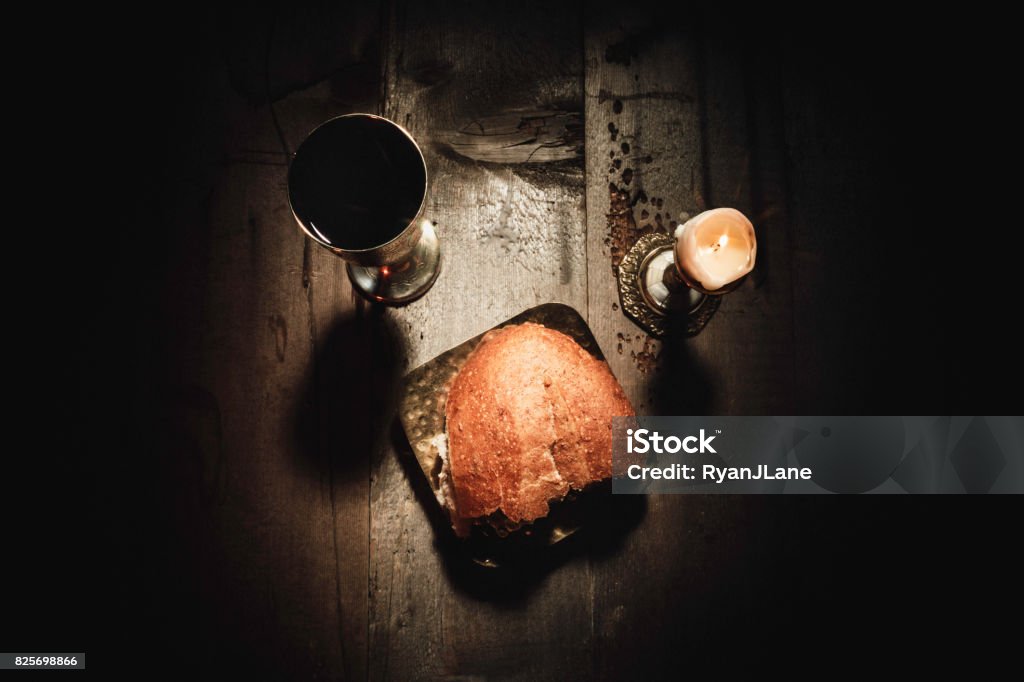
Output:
[[398, 303, 615, 566]]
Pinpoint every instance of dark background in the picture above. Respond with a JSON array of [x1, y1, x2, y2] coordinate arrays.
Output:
[[7, 1, 1020, 678]]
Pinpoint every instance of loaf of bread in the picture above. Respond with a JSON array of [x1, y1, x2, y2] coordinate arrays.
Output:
[[438, 322, 634, 536]]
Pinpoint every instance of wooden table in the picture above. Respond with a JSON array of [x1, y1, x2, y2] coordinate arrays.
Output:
[[85, 2, 1015, 679]]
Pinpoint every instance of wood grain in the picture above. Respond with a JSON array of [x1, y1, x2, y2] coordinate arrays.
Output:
[[584, 12, 707, 416], [692, 14, 796, 414], [143, 7, 383, 678], [583, 4, 798, 678], [584, 11, 706, 679], [437, 109, 583, 165], [369, 1, 592, 680]]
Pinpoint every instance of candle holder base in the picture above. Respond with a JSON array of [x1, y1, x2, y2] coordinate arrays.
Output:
[[617, 232, 720, 338]]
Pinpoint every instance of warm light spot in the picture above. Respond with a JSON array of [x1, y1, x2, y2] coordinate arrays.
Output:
[[380, 266, 391, 277], [309, 221, 331, 245]]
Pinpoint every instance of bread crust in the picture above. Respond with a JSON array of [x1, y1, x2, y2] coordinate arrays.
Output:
[[444, 323, 634, 533]]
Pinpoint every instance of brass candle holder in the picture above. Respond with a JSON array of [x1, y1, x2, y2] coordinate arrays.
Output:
[[617, 208, 756, 338]]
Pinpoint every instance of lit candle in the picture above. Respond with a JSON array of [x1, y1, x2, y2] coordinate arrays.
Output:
[[674, 208, 757, 293]]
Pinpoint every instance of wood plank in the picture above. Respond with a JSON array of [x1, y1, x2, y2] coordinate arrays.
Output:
[[584, 14, 706, 416], [133, 7, 383, 677], [584, 4, 797, 677], [584, 13, 705, 679], [692, 27, 796, 415], [778, 32, 888, 413], [369, 1, 593, 679], [191, 103, 370, 678], [584, 13, 795, 416]]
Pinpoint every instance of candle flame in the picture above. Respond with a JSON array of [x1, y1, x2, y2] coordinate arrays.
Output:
[[709, 233, 729, 252]]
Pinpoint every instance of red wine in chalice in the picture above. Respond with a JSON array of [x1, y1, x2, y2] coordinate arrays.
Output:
[[288, 115, 427, 251]]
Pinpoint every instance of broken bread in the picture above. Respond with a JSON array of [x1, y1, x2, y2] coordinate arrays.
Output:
[[439, 322, 634, 537]]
